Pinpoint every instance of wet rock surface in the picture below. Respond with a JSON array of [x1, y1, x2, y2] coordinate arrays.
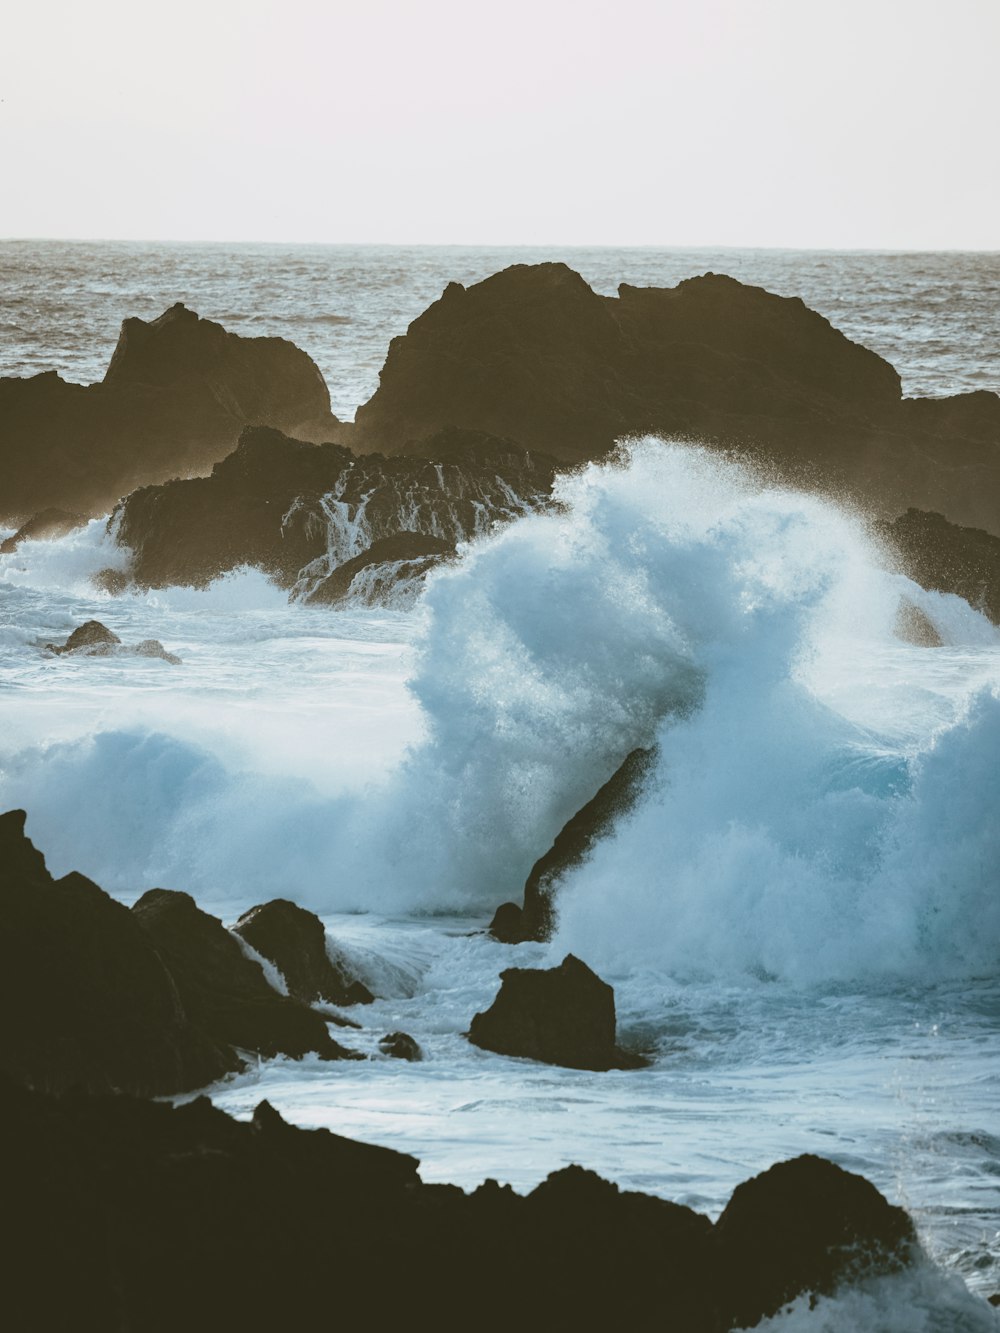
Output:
[[468, 954, 647, 1071], [0, 507, 86, 553], [378, 1031, 423, 1061], [43, 619, 181, 663], [233, 898, 374, 1007]]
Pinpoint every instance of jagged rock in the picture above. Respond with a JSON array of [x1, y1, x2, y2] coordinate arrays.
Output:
[[894, 599, 944, 647], [233, 898, 374, 1007], [3, 1072, 923, 1332], [303, 532, 455, 606], [0, 507, 86, 554], [351, 263, 1000, 536], [493, 747, 656, 943], [111, 424, 554, 591], [131, 889, 359, 1065], [468, 954, 646, 1071], [0, 304, 341, 521], [0, 810, 227, 1095], [715, 1154, 918, 1327], [880, 508, 1000, 624], [378, 1032, 422, 1061]]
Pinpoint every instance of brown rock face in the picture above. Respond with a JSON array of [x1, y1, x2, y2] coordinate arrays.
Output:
[[0, 304, 341, 522], [352, 263, 1000, 535], [0, 507, 86, 553]]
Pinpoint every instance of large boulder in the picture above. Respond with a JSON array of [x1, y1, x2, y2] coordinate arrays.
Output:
[[492, 747, 656, 943], [468, 954, 646, 1071], [131, 889, 359, 1065], [351, 263, 1000, 535], [714, 1154, 918, 1327], [110, 424, 554, 591], [233, 898, 374, 1006], [0, 304, 341, 522]]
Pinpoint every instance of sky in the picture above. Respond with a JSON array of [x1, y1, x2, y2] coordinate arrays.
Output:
[[1, 0, 998, 248]]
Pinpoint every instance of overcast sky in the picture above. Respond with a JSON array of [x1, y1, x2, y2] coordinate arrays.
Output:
[[2, 0, 997, 248]]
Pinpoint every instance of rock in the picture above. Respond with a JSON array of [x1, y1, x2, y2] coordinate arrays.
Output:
[[302, 532, 455, 606], [0, 304, 342, 522], [879, 508, 1000, 624], [2, 1073, 924, 1331], [351, 263, 1000, 536], [378, 1032, 422, 1061], [468, 954, 647, 1071], [714, 1154, 918, 1327], [132, 639, 182, 664], [894, 599, 944, 647], [233, 898, 374, 1007], [499, 747, 657, 942], [0, 809, 228, 1095], [111, 424, 554, 591], [131, 889, 359, 1066], [91, 567, 131, 595], [43, 621, 181, 663], [0, 507, 86, 554]]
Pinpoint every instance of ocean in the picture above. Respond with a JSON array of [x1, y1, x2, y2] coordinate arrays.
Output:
[[2, 242, 999, 1328]]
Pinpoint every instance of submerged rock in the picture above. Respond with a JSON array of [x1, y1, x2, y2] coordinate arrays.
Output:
[[468, 954, 647, 1071], [132, 889, 359, 1066], [0, 304, 342, 522], [0, 507, 86, 554], [379, 1032, 422, 1061], [233, 898, 374, 1007], [43, 620, 181, 663]]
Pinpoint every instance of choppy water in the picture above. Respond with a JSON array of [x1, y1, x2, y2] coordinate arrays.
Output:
[[2, 247, 999, 1328]]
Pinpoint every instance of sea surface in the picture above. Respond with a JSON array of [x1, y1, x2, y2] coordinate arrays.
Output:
[[2, 244, 999, 1328]]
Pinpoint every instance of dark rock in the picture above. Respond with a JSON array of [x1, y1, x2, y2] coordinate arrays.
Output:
[[513, 747, 657, 941], [233, 898, 375, 1006], [0, 304, 341, 522], [1, 1074, 924, 1331], [715, 1154, 918, 1327], [111, 424, 554, 591], [47, 619, 121, 654], [378, 1032, 422, 1061], [0, 507, 86, 553], [91, 566, 131, 594], [0, 810, 227, 1095], [468, 954, 646, 1071], [351, 263, 1000, 536], [303, 532, 455, 606], [488, 900, 528, 944], [131, 888, 359, 1065], [880, 508, 1000, 624], [894, 599, 944, 647]]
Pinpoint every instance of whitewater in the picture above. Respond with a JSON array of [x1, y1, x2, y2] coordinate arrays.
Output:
[[2, 436, 998, 1326]]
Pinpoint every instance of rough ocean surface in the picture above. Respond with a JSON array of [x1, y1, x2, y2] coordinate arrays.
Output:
[[2, 245, 999, 1329]]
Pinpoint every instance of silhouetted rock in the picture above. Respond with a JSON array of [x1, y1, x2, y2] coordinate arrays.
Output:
[[233, 898, 374, 1006], [0, 507, 86, 553], [111, 424, 554, 591], [715, 1154, 918, 1327], [379, 1032, 422, 1061], [880, 508, 1000, 624], [303, 532, 455, 606], [0, 304, 341, 521], [499, 747, 657, 942], [3, 1072, 925, 1332], [132, 889, 359, 1065], [468, 954, 646, 1071], [352, 263, 1000, 535]]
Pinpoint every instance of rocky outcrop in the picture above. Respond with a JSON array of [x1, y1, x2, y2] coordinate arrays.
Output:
[[110, 424, 555, 591], [301, 532, 455, 606], [0, 304, 341, 522], [0, 810, 356, 1095], [379, 1032, 423, 1061], [131, 889, 358, 1066], [880, 508, 1000, 624], [351, 264, 1000, 536], [233, 898, 374, 1007], [0, 507, 86, 553], [43, 619, 182, 663], [2, 1075, 924, 1332], [468, 954, 646, 1071], [492, 748, 656, 943]]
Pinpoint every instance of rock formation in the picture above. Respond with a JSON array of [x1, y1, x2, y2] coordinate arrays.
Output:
[[879, 508, 1000, 624], [0, 507, 86, 553], [1, 1074, 922, 1332], [301, 532, 455, 606], [0, 304, 341, 522], [43, 619, 182, 663], [468, 954, 647, 1071], [0, 811, 357, 1096], [233, 898, 374, 1007]]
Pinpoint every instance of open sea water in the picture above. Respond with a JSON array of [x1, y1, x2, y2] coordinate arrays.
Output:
[[2, 244, 999, 1327]]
